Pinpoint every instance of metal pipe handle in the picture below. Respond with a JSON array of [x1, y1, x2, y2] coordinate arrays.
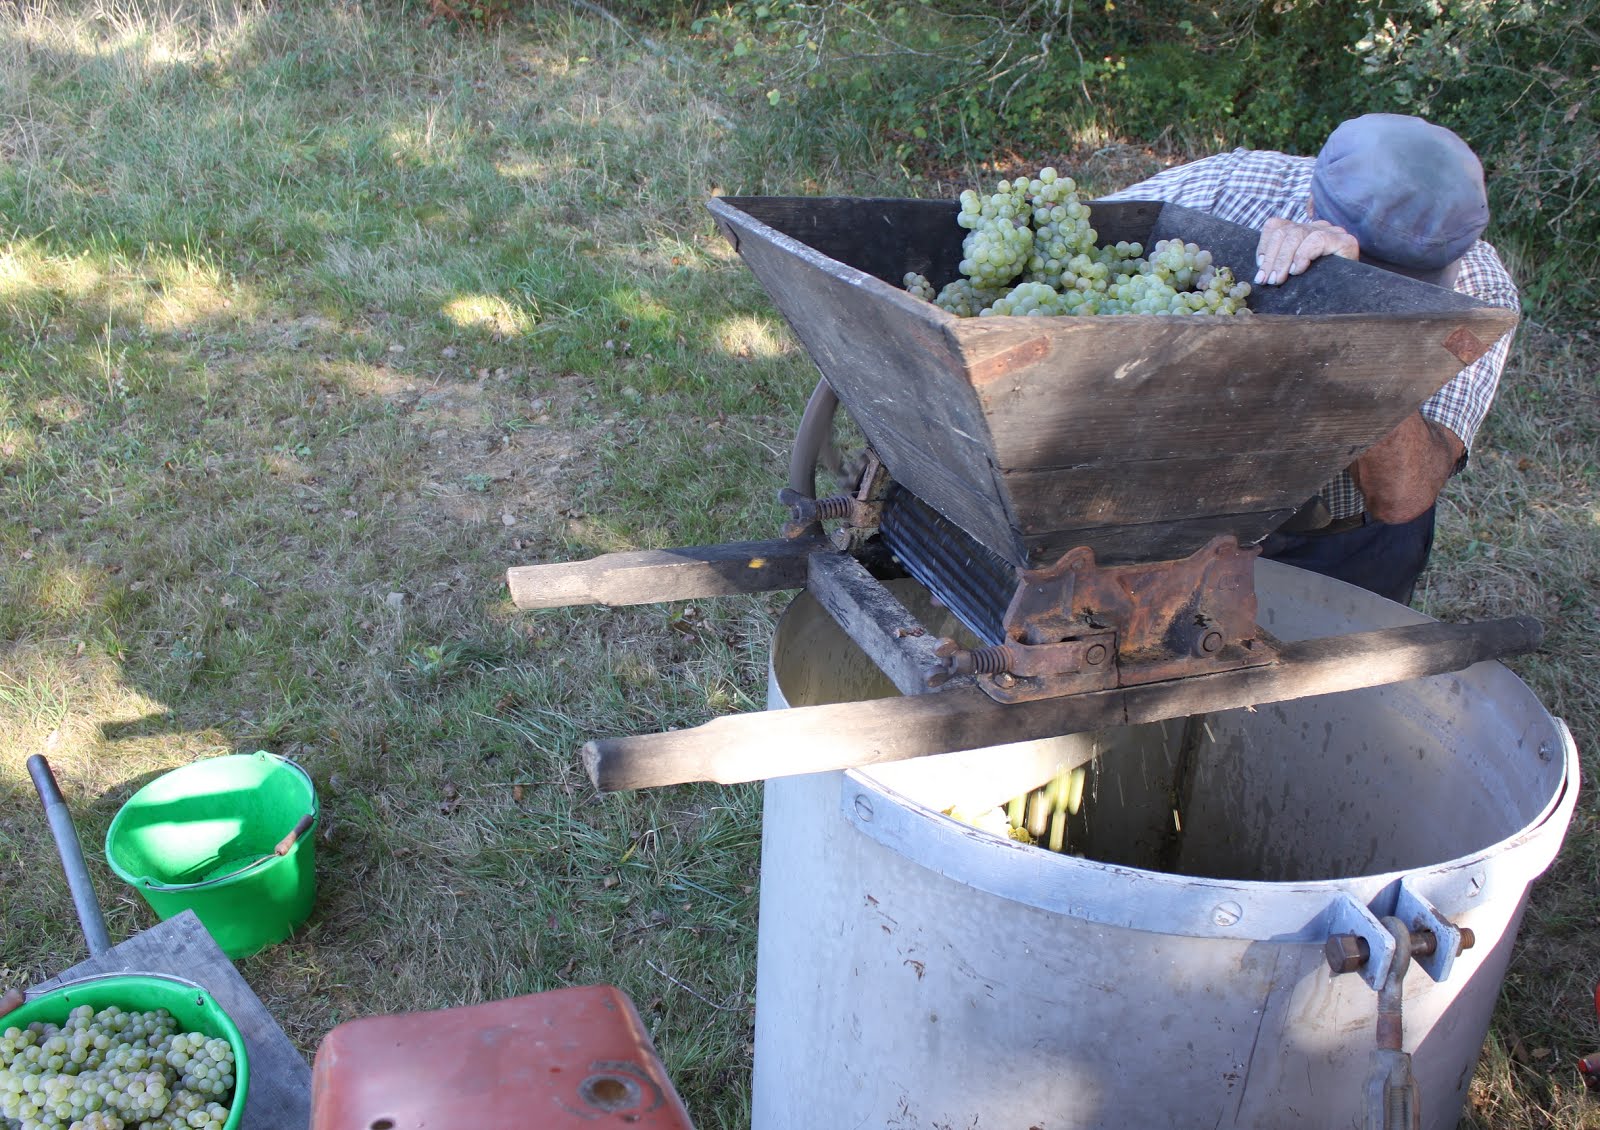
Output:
[[27, 755, 114, 957]]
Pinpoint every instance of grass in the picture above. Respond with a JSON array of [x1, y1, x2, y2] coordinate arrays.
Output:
[[0, 1, 1596, 1127]]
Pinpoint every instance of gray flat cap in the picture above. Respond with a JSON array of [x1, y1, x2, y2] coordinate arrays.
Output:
[[1311, 114, 1488, 281]]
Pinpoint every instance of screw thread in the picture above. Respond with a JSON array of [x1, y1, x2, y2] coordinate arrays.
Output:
[[812, 495, 854, 521], [967, 645, 1013, 674]]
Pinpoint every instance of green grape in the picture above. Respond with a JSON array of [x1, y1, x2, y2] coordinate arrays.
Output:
[[908, 168, 1252, 318], [0, 1009, 233, 1130], [902, 272, 935, 302]]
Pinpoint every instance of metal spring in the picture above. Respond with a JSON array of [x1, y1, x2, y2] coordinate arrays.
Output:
[[967, 644, 1014, 674], [812, 495, 855, 521]]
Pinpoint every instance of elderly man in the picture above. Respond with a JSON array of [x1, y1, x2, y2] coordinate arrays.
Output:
[[1104, 114, 1520, 605]]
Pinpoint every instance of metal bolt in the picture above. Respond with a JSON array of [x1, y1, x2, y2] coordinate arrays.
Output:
[[776, 487, 816, 521], [1085, 643, 1108, 665], [993, 672, 1017, 689], [1324, 928, 1476, 975], [1211, 901, 1242, 927], [1325, 933, 1370, 974], [853, 794, 874, 821]]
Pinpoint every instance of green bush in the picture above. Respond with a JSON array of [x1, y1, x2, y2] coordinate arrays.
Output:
[[1345, 0, 1598, 317], [730, 0, 1596, 321]]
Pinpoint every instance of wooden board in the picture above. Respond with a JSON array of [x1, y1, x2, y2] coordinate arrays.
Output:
[[712, 197, 1025, 565], [1021, 510, 1299, 567], [584, 615, 1543, 790], [507, 537, 820, 608], [711, 196, 1519, 570], [804, 550, 951, 696], [30, 912, 311, 1130]]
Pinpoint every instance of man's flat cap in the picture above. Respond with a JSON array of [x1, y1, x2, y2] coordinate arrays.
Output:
[[1311, 113, 1489, 280]]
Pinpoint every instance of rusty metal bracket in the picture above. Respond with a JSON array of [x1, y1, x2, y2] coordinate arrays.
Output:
[[1327, 893, 1398, 993], [928, 536, 1278, 703], [925, 633, 1119, 700], [778, 451, 890, 548], [1325, 894, 1476, 992]]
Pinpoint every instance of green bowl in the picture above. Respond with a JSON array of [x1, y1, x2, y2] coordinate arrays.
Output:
[[5, 972, 249, 1130]]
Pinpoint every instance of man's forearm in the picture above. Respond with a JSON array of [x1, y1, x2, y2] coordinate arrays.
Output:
[[1350, 413, 1467, 524]]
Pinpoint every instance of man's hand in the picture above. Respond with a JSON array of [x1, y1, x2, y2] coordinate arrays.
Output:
[[1351, 413, 1466, 524], [1255, 218, 1360, 285]]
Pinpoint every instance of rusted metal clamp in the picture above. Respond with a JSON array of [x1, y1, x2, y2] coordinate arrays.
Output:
[[924, 634, 1118, 699], [1324, 924, 1477, 977], [777, 451, 890, 547]]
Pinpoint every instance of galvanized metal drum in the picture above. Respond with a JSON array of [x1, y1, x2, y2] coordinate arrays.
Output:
[[752, 560, 1577, 1129]]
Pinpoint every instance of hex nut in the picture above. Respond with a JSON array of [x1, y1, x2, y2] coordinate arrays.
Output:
[[1325, 933, 1370, 975]]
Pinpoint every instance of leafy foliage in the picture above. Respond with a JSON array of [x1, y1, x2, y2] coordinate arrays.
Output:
[[1346, 0, 1599, 316], [717, 0, 1596, 320]]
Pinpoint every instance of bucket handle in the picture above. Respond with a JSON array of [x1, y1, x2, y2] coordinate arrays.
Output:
[[142, 811, 317, 893], [137, 753, 319, 892], [2, 971, 213, 1017], [28, 755, 114, 957]]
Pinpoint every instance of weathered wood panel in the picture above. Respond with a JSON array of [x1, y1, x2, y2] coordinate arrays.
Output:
[[713, 197, 1026, 565], [1022, 511, 1298, 567], [963, 309, 1509, 469], [804, 550, 949, 696], [1001, 449, 1360, 531], [713, 196, 1519, 568]]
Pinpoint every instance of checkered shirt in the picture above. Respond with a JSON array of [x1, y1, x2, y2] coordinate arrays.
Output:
[[1104, 148, 1520, 520]]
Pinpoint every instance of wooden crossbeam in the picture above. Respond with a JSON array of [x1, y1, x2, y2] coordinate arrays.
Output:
[[583, 616, 1543, 791], [803, 550, 954, 697], [507, 536, 824, 609]]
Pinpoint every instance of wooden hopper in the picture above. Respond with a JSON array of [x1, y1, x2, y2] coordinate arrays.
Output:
[[708, 196, 1518, 566]]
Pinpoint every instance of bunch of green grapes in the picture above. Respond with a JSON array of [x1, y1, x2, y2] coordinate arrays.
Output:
[[1021, 169, 1095, 287], [906, 167, 1251, 318], [954, 180, 1035, 290], [903, 274, 1006, 318], [0, 1006, 235, 1130], [985, 281, 1070, 317]]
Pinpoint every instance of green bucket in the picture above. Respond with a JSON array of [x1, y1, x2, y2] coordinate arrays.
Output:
[[106, 752, 319, 960], [6, 972, 250, 1130]]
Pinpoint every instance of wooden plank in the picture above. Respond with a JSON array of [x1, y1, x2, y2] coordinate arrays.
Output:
[[1003, 450, 1360, 532], [961, 310, 1512, 468], [582, 616, 1543, 791], [804, 550, 951, 696], [507, 537, 823, 609], [31, 912, 311, 1130], [711, 197, 1027, 567]]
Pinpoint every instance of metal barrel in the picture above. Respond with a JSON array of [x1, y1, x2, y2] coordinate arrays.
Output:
[[751, 562, 1578, 1130]]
